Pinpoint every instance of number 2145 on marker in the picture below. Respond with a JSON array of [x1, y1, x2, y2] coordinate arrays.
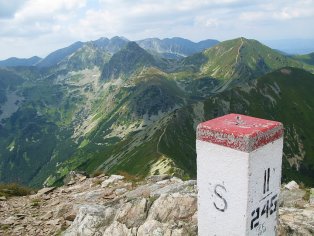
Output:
[[250, 194, 278, 230]]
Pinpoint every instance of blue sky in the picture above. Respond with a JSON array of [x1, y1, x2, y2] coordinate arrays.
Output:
[[0, 0, 313, 59]]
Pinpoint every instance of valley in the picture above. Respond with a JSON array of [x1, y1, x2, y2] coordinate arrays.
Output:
[[0, 36, 314, 187]]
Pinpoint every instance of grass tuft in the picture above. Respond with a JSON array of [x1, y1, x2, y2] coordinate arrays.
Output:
[[0, 183, 35, 197]]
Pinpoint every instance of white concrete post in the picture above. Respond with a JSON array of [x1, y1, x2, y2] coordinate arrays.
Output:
[[196, 113, 283, 236]]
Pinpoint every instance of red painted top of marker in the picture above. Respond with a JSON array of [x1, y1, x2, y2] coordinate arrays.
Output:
[[197, 113, 284, 152]]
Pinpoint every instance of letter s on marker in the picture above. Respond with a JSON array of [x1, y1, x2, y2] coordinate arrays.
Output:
[[213, 184, 227, 212]]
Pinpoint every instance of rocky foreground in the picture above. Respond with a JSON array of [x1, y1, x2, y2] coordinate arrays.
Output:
[[0, 173, 313, 236]]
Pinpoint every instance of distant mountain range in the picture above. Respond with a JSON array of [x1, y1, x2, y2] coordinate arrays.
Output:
[[137, 37, 219, 59], [0, 56, 42, 67], [0, 37, 219, 68], [0, 36, 313, 187]]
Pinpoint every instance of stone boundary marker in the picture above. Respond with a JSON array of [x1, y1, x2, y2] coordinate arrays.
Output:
[[196, 113, 284, 236]]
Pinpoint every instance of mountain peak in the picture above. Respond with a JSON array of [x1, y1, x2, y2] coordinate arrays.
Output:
[[125, 41, 142, 50], [238, 36, 249, 41], [199, 37, 301, 83], [101, 41, 158, 80], [36, 41, 84, 67], [136, 37, 219, 59], [221, 37, 255, 46], [110, 36, 129, 42]]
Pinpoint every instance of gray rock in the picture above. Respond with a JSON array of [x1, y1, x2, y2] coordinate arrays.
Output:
[[74, 189, 105, 201], [115, 188, 128, 196], [2, 216, 19, 225], [64, 213, 76, 221], [63, 171, 84, 186], [125, 179, 196, 199], [35, 187, 56, 196], [15, 213, 26, 219], [150, 180, 196, 198], [79, 176, 87, 182], [1, 175, 312, 236], [137, 220, 170, 236], [0, 196, 6, 201], [147, 193, 197, 222], [102, 221, 134, 236], [279, 207, 314, 235], [63, 204, 116, 236], [46, 219, 60, 226], [67, 180, 76, 186], [40, 211, 53, 220], [101, 175, 125, 188], [125, 182, 165, 199], [279, 189, 307, 208], [55, 203, 73, 218], [284, 181, 299, 190], [146, 175, 171, 183], [115, 198, 148, 227], [310, 188, 314, 205]]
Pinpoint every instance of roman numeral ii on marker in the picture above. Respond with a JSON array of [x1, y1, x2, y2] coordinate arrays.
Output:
[[263, 168, 270, 194]]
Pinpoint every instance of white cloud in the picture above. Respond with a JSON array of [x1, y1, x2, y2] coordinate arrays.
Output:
[[0, 0, 27, 18], [0, 0, 314, 59], [195, 16, 220, 28], [239, 11, 268, 21], [237, 0, 314, 24], [273, 7, 314, 20], [15, 0, 86, 21]]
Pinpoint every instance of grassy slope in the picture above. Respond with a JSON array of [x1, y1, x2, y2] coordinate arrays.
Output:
[[181, 38, 308, 83], [293, 52, 314, 66], [43, 69, 187, 185], [57, 43, 112, 71], [0, 68, 90, 186], [0, 69, 24, 104], [159, 67, 314, 185], [1, 38, 314, 187]]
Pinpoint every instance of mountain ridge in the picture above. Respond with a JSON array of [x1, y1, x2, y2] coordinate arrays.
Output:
[[101, 41, 168, 81], [0, 37, 314, 187], [0, 36, 219, 68], [137, 37, 219, 59], [0, 56, 42, 67]]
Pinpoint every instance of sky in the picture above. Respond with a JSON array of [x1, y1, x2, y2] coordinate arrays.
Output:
[[0, 0, 314, 59]]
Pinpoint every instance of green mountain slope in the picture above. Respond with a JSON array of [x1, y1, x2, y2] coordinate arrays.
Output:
[[42, 67, 187, 185], [0, 71, 86, 184], [183, 38, 307, 84], [293, 52, 314, 66], [0, 69, 24, 113], [101, 42, 168, 81], [1, 37, 314, 188], [173, 37, 314, 95], [36, 37, 128, 69], [159, 67, 314, 185], [36, 42, 84, 68], [57, 43, 111, 71], [45, 67, 314, 186]]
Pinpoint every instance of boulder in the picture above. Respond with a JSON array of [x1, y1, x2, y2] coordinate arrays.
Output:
[[101, 175, 125, 188], [35, 187, 56, 196], [0, 196, 6, 201], [284, 181, 299, 190], [279, 188, 307, 208], [0, 175, 312, 236], [278, 207, 314, 235]]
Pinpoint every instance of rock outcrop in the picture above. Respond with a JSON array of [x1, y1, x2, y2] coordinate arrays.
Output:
[[0, 175, 313, 235]]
